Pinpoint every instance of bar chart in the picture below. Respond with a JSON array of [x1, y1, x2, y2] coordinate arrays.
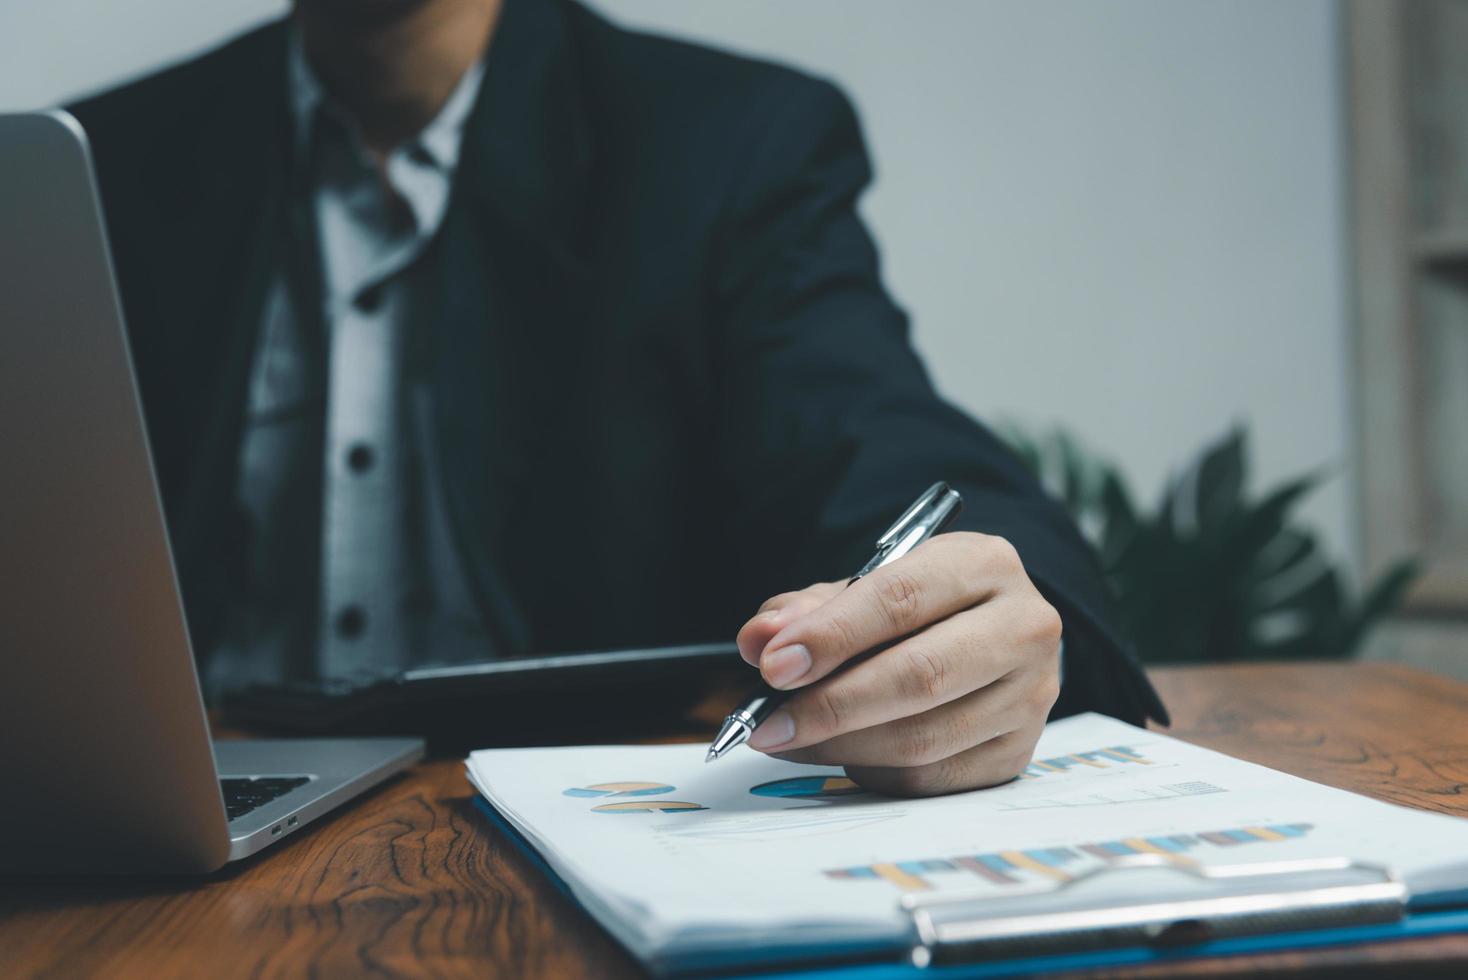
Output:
[[996, 779, 1227, 811], [1019, 745, 1152, 780], [823, 822, 1314, 892]]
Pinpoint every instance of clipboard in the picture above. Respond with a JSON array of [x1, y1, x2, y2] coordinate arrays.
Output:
[[471, 798, 1468, 978]]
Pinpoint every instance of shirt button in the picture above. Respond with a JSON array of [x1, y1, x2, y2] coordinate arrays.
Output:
[[335, 605, 367, 640], [354, 284, 384, 313], [347, 443, 375, 473]]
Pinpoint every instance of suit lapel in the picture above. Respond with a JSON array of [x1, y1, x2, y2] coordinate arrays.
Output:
[[425, 0, 603, 656]]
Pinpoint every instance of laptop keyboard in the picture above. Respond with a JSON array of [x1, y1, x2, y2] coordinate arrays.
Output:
[[221, 776, 310, 821]]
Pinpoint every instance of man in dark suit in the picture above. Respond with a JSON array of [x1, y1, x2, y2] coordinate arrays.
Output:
[[71, 0, 1164, 796]]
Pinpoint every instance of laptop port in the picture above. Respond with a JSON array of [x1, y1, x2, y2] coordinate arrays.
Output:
[[271, 825, 282, 836], [287, 816, 298, 827]]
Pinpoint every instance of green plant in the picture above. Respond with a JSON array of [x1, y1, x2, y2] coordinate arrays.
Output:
[[999, 424, 1419, 663]]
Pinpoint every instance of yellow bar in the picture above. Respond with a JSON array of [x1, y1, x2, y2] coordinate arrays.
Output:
[[871, 863, 931, 892], [1030, 760, 1062, 771], [1244, 826, 1286, 841], [1070, 754, 1108, 768], [999, 851, 1070, 881], [1121, 837, 1172, 856]]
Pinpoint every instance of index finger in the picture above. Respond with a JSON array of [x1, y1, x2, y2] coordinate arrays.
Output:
[[757, 533, 1012, 690], [736, 582, 844, 666]]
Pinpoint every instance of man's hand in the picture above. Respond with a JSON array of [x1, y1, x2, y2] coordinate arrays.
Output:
[[735, 533, 1062, 797]]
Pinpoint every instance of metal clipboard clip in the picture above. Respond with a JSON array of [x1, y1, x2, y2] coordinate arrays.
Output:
[[902, 855, 1406, 968]]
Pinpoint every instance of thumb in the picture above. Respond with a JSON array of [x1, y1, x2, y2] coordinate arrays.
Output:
[[736, 581, 844, 666]]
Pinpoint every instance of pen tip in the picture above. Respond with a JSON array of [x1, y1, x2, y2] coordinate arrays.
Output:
[[704, 749, 717, 763]]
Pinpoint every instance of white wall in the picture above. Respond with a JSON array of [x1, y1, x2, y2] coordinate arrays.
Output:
[[0, 0, 1355, 565]]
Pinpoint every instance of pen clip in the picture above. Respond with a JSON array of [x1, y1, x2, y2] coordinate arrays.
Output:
[[876, 482, 951, 549], [852, 482, 963, 583]]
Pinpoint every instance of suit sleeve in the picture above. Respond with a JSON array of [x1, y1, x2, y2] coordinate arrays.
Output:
[[706, 75, 1167, 727]]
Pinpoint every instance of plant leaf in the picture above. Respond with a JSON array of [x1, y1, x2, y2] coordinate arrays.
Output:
[[1230, 471, 1324, 568], [994, 422, 1421, 668], [995, 420, 1042, 477], [1252, 527, 1317, 581], [1255, 568, 1343, 657], [1097, 472, 1138, 566], [1336, 558, 1422, 656], [1054, 429, 1088, 514], [1195, 427, 1247, 534]]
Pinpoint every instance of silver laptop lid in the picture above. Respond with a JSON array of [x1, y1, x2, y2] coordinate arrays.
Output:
[[0, 111, 232, 873]]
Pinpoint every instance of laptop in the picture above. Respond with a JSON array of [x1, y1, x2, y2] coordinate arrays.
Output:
[[0, 111, 424, 875]]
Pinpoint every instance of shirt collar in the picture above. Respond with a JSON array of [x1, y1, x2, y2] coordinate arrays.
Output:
[[286, 29, 486, 173]]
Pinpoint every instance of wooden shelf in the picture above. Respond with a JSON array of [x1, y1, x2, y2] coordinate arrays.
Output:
[[1350, 0, 1468, 677]]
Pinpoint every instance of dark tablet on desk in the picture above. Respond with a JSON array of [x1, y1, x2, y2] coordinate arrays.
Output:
[[397, 640, 739, 696], [223, 641, 745, 747]]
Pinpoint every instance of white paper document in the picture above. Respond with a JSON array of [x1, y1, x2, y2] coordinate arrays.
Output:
[[466, 712, 1468, 973]]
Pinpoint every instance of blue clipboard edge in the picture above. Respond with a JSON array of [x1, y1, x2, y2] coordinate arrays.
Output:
[[472, 798, 1468, 979], [758, 905, 1468, 980], [471, 797, 896, 976]]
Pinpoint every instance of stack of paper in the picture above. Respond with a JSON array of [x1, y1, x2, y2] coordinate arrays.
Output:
[[466, 713, 1468, 975]]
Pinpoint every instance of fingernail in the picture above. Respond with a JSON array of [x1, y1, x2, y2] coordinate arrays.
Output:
[[748, 709, 795, 750], [762, 643, 812, 689]]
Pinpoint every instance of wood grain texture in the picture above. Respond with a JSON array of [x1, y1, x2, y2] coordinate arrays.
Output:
[[4, 662, 1468, 978]]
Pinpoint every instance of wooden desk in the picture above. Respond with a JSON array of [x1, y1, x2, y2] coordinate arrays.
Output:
[[5, 662, 1468, 978]]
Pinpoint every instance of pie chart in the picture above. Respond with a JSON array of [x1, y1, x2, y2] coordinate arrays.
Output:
[[750, 775, 866, 800], [591, 800, 708, 814], [563, 781, 675, 798]]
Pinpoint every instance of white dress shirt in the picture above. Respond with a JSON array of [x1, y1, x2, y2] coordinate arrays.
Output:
[[207, 36, 490, 695]]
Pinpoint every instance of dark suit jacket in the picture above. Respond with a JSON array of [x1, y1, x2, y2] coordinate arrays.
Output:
[[69, 0, 1165, 724]]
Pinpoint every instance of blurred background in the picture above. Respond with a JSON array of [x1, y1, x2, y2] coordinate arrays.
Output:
[[2, 0, 1463, 676]]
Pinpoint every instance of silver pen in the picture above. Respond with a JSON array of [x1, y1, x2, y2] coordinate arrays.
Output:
[[705, 481, 965, 762]]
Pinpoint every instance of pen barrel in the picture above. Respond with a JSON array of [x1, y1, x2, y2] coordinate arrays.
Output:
[[742, 684, 790, 726]]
